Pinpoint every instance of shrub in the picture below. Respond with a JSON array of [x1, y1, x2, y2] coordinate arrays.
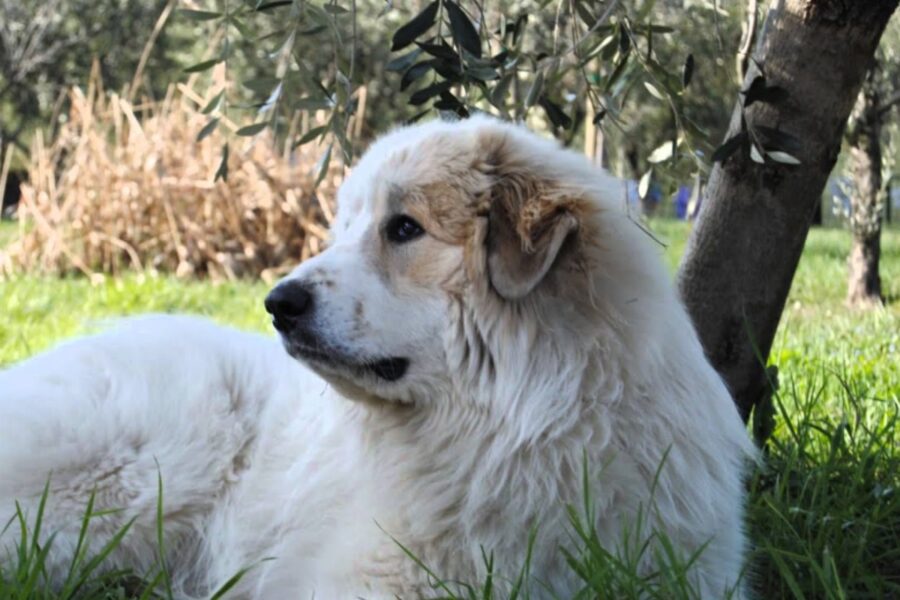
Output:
[[1, 80, 341, 282]]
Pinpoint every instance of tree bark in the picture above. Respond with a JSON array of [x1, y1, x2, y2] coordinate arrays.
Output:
[[846, 74, 885, 307], [677, 0, 898, 422], [847, 232, 883, 306]]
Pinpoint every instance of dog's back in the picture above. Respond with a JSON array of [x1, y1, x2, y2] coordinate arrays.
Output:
[[0, 316, 308, 590]]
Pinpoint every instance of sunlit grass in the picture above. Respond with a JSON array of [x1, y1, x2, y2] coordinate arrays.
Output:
[[0, 274, 271, 366]]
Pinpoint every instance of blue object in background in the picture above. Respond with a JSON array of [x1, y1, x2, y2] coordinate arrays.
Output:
[[673, 185, 691, 220], [625, 180, 639, 207]]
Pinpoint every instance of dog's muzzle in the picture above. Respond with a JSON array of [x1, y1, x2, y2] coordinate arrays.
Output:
[[264, 281, 410, 383]]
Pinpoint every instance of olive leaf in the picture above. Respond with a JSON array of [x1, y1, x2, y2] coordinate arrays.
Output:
[[401, 61, 435, 91], [179, 9, 222, 20], [184, 59, 222, 74], [539, 97, 572, 129], [214, 143, 229, 182], [766, 151, 801, 165], [749, 143, 765, 164], [444, 1, 482, 59], [236, 122, 268, 136], [293, 125, 328, 147], [711, 132, 747, 163], [742, 75, 789, 108], [409, 80, 455, 105], [639, 169, 652, 199], [682, 54, 694, 89], [391, 1, 439, 51], [648, 139, 678, 163], [525, 70, 545, 109], [197, 118, 219, 142], [386, 48, 423, 72], [644, 81, 666, 101]]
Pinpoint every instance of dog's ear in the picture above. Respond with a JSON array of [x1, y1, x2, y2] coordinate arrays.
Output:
[[476, 127, 578, 300], [478, 131, 579, 300], [486, 197, 578, 300]]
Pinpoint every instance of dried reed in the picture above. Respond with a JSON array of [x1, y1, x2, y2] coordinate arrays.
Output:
[[1, 79, 342, 283]]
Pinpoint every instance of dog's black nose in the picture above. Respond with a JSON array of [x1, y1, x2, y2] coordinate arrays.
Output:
[[265, 280, 314, 326]]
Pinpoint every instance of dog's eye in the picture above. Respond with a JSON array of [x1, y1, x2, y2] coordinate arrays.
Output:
[[385, 215, 425, 244]]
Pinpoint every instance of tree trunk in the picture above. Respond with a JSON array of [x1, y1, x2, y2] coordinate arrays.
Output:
[[847, 232, 883, 306], [677, 0, 898, 422], [846, 75, 885, 307]]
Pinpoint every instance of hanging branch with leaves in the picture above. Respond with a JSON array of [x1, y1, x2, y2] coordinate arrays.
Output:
[[384, 0, 729, 203], [180, 0, 756, 196], [179, 0, 361, 183]]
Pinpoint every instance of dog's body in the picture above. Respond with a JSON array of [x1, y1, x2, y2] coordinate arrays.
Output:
[[0, 117, 755, 598]]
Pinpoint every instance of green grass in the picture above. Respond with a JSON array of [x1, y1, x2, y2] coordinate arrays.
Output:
[[1, 222, 899, 598], [0, 222, 16, 249], [0, 478, 257, 599], [649, 221, 900, 599], [0, 274, 270, 366]]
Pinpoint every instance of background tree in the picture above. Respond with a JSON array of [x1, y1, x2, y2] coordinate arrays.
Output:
[[0, 0, 67, 161], [840, 18, 900, 307], [677, 1, 899, 421], [0, 0, 198, 170]]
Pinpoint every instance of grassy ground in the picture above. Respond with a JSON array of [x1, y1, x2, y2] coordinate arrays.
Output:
[[1, 220, 898, 598], [650, 222, 900, 599], [0, 222, 15, 248]]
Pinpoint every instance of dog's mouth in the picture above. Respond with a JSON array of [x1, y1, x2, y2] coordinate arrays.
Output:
[[283, 339, 409, 383]]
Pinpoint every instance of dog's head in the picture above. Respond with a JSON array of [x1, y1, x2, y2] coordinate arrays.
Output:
[[266, 116, 641, 406]]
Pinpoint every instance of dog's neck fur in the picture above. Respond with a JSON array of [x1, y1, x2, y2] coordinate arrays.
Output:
[[306, 207, 749, 598], [332, 207, 742, 597], [351, 256, 631, 592]]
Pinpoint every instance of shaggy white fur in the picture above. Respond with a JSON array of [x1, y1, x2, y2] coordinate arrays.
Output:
[[0, 116, 755, 599]]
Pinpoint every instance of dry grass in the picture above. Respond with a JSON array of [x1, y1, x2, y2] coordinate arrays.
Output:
[[1, 78, 342, 283]]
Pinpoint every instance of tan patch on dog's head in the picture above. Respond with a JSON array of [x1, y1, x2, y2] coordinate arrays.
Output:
[[358, 120, 594, 305]]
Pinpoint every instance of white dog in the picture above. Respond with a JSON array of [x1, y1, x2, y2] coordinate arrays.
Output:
[[0, 116, 755, 598]]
